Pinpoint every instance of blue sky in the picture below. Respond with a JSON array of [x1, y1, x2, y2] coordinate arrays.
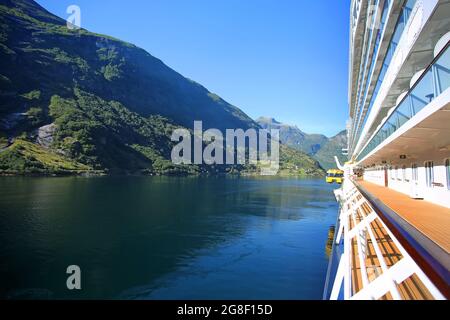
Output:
[[36, 0, 350, 137]]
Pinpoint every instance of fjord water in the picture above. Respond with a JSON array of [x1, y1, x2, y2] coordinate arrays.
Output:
[[0, 177, 338, 299]]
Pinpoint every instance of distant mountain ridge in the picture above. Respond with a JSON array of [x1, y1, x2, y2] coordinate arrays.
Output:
[[257, 117, 328, 154], [257, 117, 347, 170]]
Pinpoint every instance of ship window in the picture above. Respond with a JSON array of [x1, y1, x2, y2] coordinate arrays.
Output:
[[425, 161, 434, 187], [446, 159, 450, 190], [412, 164, 418, 181]]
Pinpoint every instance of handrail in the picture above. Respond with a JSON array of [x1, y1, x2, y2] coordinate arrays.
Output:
[[327, 179, 445, 300], [355, 182, 450, 298]]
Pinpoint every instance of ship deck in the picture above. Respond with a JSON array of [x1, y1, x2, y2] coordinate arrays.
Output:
[[334, 180, 450, 299], [358, 181, 450, 253]]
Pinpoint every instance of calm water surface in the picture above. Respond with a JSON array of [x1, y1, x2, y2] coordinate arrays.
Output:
[[0, 176, 338, 299]]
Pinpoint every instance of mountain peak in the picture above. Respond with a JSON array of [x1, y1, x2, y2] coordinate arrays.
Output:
[[256, 116, 302, 130], [256, 116, 281, 125], [256, 116, 347, 170]]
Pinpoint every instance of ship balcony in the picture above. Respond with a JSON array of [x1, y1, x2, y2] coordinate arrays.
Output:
[[356, 41, 450, 163], [352, 0, 449, 155]]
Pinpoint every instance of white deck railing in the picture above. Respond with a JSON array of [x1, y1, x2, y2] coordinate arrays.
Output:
[[330, 179, 445, 300]]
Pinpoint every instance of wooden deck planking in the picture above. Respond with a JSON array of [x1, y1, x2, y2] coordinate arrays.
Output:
[[359, 181, 450, 253], [397, 274, 434, 300], [347, 191, 434, 299]]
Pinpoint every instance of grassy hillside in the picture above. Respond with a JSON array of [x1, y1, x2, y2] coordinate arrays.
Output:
[[0, 139, 91, 174]]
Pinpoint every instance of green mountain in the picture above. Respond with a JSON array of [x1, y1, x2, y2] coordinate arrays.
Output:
[[256, 117, 347, 170], [0, 0, 324, 176], [314, 130, 348, 170], [257, 117, 328, 154]]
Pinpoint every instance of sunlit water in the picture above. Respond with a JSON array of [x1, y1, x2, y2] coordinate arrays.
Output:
[[0, 176, 338, 299]]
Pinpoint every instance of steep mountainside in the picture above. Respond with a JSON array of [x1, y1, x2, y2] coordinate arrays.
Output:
[[314, 130, 348, 170], [257, 117, 347, 170], [257, 117, 328, 154], [0, 0, 256, 132], [0, 0, 324, 176]]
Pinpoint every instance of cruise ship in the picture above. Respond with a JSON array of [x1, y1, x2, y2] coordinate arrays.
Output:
[[324, 0, 450, 300]]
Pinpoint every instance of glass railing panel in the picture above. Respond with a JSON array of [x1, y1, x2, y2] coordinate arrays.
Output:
[[410, 69, 434, 115], [376, 133, 381, 143], [393, 116, 401, 131], [380, 126, 388, 140], [410, 95, 428, 115], [357, 44, 449, 162], [405, 0, 417, 12], [435, 48, 450, 94], [386, 123, 393, 137], [380, 63, 388, 79], [373, 136, 379, 146], [388, 121, 396, 136], [396, 99, 411, 127]]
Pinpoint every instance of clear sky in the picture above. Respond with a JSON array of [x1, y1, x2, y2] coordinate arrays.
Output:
[[36, 0, 350, 137]]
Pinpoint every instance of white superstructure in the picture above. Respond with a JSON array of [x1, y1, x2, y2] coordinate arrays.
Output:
[[348, 0, 450, 207], [324, 0, 450, 300]]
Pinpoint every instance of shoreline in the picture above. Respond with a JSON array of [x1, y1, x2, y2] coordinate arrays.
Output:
[[0, 170, 325, 178]]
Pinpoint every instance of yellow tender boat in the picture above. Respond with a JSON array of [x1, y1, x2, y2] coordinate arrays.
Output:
[[326, 169, 344, 184]]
